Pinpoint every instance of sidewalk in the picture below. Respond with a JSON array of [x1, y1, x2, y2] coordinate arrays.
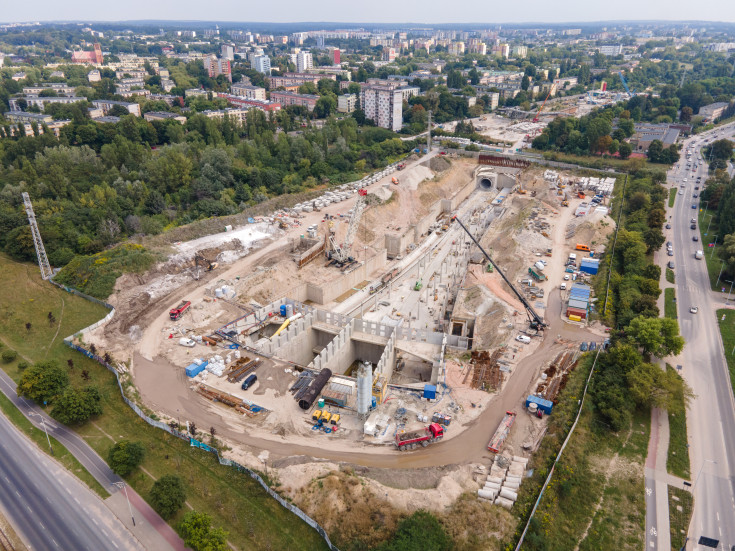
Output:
[[106, 491, 186, 551]]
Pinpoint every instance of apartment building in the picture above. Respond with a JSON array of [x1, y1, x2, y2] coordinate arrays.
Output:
[[253, 55, 271, 75], [200, 107, 251, 124], [91, 99, 142, 117], [231, 83, 267, 100], [296, 51, 313, 73], [144, 111, 187, 123], [205, 56, 232, 82], [360, 81, 404, 132], [337, 94, 357, 113], [269, 91, 319, 111]]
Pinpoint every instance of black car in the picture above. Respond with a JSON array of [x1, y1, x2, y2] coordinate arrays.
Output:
[[691, 223, 696, 229], [693, 235, 699, 241], [665, 223, 671, 229], [668, 261, 675, 269], [693, 193, 699, 198], [667, 250, 674, 256]]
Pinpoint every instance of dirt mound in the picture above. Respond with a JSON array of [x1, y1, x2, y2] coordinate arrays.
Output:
[[427, 155, 451, 172]]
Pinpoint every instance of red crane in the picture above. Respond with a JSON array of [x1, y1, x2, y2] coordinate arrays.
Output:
[[533, 83, 557, 123]]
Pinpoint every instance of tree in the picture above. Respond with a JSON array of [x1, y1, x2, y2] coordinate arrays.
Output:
[[51, 386, 102, 425], [17, 361, 69, 404], [718, 233, 735, 276], [647, 139, 664, 163], [149, 475, 187, 519], [618, 142, 633, 159], [178, 511, 228, 551], [626, 316, 685, 357], [108, 440, 146, 476], [710, 139, 734, 161], [680, 106, 693, 122], [379, 510, 451, 551]]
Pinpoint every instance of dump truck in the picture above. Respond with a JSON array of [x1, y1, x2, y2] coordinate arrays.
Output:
[[395, 423, 444, 450], [397, 163, 406, 170], [169, 300, 191, 321], [528, 267, 546, 281]]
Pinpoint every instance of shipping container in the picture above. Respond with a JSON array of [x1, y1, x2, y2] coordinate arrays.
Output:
[[568, 314, 582, 322], [526, 395, 553, 414], [423, 384, 437, 400], [185, 363, 205, 378], [568, 298, 589, 311]]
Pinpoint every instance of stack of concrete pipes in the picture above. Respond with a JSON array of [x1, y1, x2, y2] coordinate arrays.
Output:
[[477, 455, 529, 509]]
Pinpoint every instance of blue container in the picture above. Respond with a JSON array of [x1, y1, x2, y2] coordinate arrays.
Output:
[[371, 396, 377, 409], [423, 384, 437, 400], [279, 304, 287, 317], [526, 395, 553, 415], [185, 363, 205, 378]]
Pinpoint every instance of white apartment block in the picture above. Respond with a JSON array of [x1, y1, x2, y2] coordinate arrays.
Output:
[[253, 55, 271, 74], [231, 83, 266, 100], [296, 51, 313, 73], [337, 94, 357, 113], [598, 44, 623, 56], [360, 82, 403, 132]]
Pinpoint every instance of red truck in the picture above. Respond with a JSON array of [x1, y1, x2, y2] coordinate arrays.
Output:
[[395, 423, 444, 451], [169, 300, 191, 321]]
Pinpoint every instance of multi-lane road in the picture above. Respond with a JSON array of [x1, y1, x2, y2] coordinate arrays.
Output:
[[0, 407, 144, 551], [668, 121, 735, 550]]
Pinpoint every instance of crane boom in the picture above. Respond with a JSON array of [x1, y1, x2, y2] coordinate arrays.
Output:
[[618, 71, 631, 94], [533, 84, 556, 123], [329, 188, 368, 264], [452, 216, 547, 330]]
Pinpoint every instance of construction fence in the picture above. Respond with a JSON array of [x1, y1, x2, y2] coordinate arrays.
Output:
[[57, 291, 340, 551]]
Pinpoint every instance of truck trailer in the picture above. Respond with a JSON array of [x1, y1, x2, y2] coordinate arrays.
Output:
[[488, 411, 516, 453], [395, 423, 444, 451]]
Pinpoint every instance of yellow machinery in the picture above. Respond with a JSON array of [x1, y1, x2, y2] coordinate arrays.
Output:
[[312, 410, 322, 421]]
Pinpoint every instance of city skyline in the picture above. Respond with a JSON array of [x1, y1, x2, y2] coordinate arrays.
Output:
[[3, 0, 735, 25]]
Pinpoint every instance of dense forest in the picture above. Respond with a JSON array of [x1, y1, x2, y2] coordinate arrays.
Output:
[[0, 110, 413, 266]]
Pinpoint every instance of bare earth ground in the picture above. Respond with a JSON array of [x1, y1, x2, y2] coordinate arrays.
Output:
[[84, 161, 616, 519]]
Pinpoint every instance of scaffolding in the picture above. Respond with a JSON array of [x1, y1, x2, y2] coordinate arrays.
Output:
[[22, 192, 52, 280]]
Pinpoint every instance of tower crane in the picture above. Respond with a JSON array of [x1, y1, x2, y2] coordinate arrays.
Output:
[[618, 71, 632, 95], [327, 188, 368, 266]]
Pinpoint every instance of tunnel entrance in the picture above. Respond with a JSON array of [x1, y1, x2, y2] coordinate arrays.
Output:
[[479, 178, 494, 190]]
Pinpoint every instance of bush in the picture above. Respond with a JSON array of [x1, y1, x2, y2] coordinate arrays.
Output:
[[178, 511, 228, 551], [17, 360, 30, 370], [378, 510, 452, 551], [108, 440, 145, 477], [1, 349, 18, 363], [149, 474, 186, 519]]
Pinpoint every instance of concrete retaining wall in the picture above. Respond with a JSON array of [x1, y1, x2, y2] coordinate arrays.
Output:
[[305, 250, 387, 304]]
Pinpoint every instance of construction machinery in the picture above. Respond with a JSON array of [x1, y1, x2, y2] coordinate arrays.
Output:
[[618, 71, 633, 95], [395, 423, 444, 451], [532, 83, 556, 123], [488, 411, 516, 453], [169, 300, 191, 321], [452, 216, 547, 331], [326, 189, 368, 266], [194, 252, 218, 272]]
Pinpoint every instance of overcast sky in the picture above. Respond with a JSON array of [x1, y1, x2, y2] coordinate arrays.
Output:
[[3, 0, 735, 25]]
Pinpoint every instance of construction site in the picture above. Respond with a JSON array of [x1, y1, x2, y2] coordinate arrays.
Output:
[[77, 148, 616, 519]]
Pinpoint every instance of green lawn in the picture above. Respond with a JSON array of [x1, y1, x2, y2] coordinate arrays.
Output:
[[514, 356, 649, 551], [665, 365, 691, 480], [668, 187, 676, 208], [665, 288, 678, 319], [668, 485, 693, 551], [717, 309, 735, 398], [666, 268, 675, 284], [540, 151, 656, 172], [698, 210, 724, 290], [0, 255, 330, 551]]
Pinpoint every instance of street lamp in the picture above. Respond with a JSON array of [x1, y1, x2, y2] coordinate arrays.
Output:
[[710, 235, 718, 259], [29, 412, 53, 456], [717, 261, 725, 286], [112, 481, 136, 526], [702, 200, 709, 219], [693, 459, 717, 492], [725, 280, 734, 303]]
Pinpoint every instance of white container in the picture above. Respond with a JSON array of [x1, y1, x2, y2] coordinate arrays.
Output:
[[215, 288, 223, 298]]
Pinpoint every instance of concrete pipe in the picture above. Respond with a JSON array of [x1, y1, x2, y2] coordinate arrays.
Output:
[[477, 489, 496, 500], [499, 488, 518, 502], [494, 496, 513, 509]]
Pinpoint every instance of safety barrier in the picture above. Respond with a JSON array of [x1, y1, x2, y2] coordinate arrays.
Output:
[[56, 287, 340, 551]]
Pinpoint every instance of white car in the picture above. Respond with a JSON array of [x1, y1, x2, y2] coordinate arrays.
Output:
[[560, 283, 567, 290], [516, 335, 531, 344], [564, 275, 570, 280], [690, 306, 698, 314]]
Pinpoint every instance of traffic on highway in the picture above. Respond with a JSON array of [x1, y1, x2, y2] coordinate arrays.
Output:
[[667, 121, 735, 550]]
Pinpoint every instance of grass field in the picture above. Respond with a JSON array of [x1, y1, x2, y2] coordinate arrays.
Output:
[[665, 268, 675, 284], [540, 151, 657, 172], [514, 356, 650, 551], [665, 365, 691, 480], [717, 309, 735, 397], [698, 210, 723, 290], [0, 255, 330, 551], [668, 188, 676, 208], [668, 485, 693, 550], [665, 288, 678, 319]]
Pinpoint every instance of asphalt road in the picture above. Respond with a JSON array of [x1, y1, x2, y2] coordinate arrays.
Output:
[[0, 407, 143, 551], [668, 121, 735, 550]]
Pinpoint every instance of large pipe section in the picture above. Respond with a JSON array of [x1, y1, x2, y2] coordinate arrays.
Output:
[[298, 368, 333, 410]]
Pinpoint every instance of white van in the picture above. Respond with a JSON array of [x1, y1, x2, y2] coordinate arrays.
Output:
[[560, 283, 567, 290]]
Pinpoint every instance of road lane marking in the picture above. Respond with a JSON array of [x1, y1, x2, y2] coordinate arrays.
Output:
[[15, 491, 20, 498], [39, 523, 44, 530], [112, 542, 118, 549], [52, 538, 59, 547]]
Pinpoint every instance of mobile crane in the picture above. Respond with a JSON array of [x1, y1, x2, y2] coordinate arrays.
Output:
[[452, 216, 547, 331], [327, 188, 368, 266], [532, 83, 556, 123]]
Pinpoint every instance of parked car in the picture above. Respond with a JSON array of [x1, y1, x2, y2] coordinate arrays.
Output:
[[691, 223, 696, 229], [693, 193, 699, 198], [692, 204, 698, 209], [589, 341, 597, 351], [665, 223, 671, 229], [560, 283, 567, 290], [580, 342, 589, 352], [668, 261, 675, 269], [563, 274, 570, 281], [241, 374, 258, 390], [666, 241, 672, 248], [516, 335, 531, 344], [693, 235, 699, 241]]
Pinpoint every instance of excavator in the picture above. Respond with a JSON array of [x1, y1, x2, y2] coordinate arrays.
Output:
[[194, 252, 218, 272]]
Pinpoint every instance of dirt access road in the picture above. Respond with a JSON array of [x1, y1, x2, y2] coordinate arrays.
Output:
[[134, 290, 595, 468], [136, 150, 440, 362]]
